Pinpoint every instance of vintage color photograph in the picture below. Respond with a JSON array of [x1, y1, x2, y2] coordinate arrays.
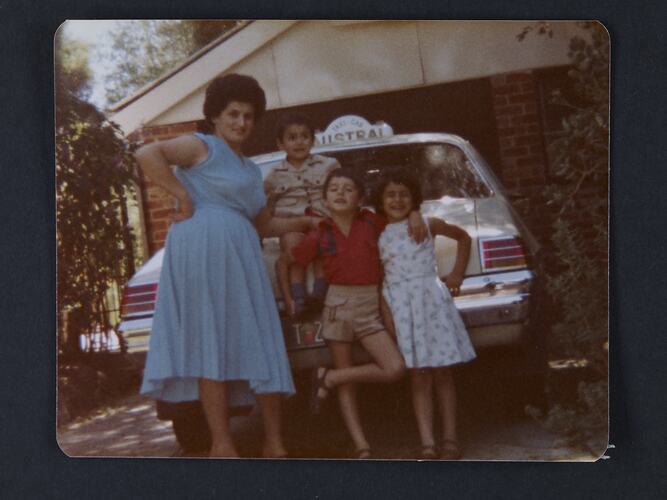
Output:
[[55, 20, 608, 460]]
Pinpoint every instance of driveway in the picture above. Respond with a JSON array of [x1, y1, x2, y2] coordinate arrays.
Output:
[[57, 365, 600, 461]]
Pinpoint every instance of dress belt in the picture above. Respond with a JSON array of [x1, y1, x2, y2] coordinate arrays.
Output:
[[384, 273, 436, 287]]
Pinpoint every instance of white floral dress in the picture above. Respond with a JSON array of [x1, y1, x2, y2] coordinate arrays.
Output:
[[379, 220, 476, 368]]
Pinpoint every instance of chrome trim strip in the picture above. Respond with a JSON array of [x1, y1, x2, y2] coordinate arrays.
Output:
[[456, 269, 533, 296], [118, 317, 153, 331], [121, 300, 156, 307]]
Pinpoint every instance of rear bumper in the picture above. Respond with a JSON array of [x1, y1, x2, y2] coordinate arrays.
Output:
[[119, 269, 537, 371], [456, 269, 533, 328]]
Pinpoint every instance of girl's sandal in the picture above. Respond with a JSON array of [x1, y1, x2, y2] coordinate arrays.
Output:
[[439, 439, 462, 460], [420, 445, 438, 460], [309, 366, 330, 415]]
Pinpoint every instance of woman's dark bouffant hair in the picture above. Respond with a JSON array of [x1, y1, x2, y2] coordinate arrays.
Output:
[[322, 167, 365, 198], [275, 111, 315, 142], [373, 167, 423, 215], [202, 73, 266, 132]]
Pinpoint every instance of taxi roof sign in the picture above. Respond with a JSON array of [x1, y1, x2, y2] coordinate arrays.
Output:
[[314, 115, 393, 146]]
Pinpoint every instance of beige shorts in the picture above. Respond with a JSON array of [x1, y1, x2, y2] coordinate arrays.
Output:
[[321, 284, 385, 343]]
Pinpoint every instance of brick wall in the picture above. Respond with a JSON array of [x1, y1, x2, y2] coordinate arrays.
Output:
[[132, 121, 200, 254], [490, 70, 552, 247]]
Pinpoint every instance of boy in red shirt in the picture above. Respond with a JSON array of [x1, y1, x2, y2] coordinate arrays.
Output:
[[283, 167, 425, 458]]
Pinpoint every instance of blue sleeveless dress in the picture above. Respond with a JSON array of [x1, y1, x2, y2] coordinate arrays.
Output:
[[140, 133, 295, 404]]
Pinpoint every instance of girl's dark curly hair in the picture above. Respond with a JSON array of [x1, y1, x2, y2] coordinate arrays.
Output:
[[202, 73, 266, 132], [373, 166, 423, 215]]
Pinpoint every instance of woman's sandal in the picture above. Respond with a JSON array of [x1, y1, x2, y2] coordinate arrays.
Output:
[[420, 445, 438, 460], [439, 439, 462, 460], [309, 366, 330, 415], [352, 447, 372, 460]]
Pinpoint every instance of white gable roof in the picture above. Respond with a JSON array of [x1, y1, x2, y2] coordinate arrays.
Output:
[[111, 20, 581, 135]]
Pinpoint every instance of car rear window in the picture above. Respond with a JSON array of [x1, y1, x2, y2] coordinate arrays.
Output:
[[259, 142, 492, 200]]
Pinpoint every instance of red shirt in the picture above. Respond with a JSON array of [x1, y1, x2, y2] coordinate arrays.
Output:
[[292, 209, 387, 285]]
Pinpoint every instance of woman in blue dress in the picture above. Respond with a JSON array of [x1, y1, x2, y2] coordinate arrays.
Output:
[[136, 74, 314, 458]]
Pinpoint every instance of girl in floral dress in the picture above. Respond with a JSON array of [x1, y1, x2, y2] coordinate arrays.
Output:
[[375, 167, 476, 460]]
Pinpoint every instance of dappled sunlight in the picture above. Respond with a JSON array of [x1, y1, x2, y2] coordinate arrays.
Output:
[[57, 378, 596, 460], [127, 404, 153, 413], [58, 393, 179, 458], [149, 435, 175, 444]]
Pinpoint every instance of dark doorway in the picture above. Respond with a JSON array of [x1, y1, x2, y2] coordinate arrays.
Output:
[[245, 77, 502, 177]]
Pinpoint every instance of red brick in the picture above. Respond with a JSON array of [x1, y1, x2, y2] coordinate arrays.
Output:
[[500, 146, 529, 157], [499, 137, 514, 148], [490, 74, 508, 86], [150, 220, 170, 231], [171, 122, 198, 134], [151, 208, 174, 219], [522, 102, 539, 114], [146, 192, 170, 203], [498, 126, 526, 137], [502, 167, 520, 178], [520, 113, 540, 124], [494, 95, 508, 107], [521, 82, 536, 93], [508, 92, 537, 104], [529, 144, 545, 155], [515, 135, 543, 146], [153, 230, 168, 241], [519, 176, 546, 187], [493, 84, 520, 96], [495, 104, 524, 116], [526, 124, 542, 134], [505, 72, 533, 83], [516, 155, 544, 167], [495, 116, 511, 129]]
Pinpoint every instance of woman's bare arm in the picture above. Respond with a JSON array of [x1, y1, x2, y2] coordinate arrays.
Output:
[[254, 207, 319, 238], [135, 135, 208, 220]]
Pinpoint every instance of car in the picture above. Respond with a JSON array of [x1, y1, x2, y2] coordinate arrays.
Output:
[[118, 116, 546, 451]]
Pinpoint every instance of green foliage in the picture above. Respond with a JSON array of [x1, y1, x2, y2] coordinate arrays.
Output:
[[103, 20, 239, 106], [525, 22, 609, 452], [544, 23, 609, 373], [56, 40, 140, 355], [527, 379, 608, 453], [55, 31, 93, 100]]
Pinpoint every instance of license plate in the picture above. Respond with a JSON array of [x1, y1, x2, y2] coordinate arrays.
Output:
[[283, 320, 325, 349]]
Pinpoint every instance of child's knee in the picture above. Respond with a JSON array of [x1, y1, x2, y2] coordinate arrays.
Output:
[[386, 358, 406, 381], [280, 231, 305, 251]]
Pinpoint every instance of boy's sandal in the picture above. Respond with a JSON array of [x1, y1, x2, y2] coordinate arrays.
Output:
[[420, 445, 438, 460], [352, 447, 372, 460], [439, 439, 462, 460], [309, 366, 330, 415]]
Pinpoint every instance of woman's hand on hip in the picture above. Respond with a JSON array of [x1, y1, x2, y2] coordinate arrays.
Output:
[[171, 194, 194, 222]]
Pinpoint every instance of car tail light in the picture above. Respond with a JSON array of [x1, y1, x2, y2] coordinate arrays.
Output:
[[480, 236, 528, 271], [120, 283, 158, 318]]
